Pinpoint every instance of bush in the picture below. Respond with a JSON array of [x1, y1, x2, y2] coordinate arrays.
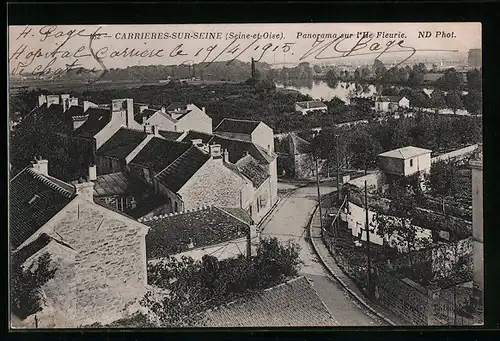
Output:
[[143, 237, 302, 326]]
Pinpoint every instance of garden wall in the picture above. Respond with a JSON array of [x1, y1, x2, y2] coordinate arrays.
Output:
[[431, 145, 479, 164]]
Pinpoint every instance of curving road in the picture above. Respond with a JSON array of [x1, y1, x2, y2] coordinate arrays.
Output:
[[260, 182, 384, 326]]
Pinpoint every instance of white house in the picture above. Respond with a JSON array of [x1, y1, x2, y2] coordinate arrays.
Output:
[[374, 96, 410, 112], [295, 101, 328, 115], [378, 146, 432, 177]]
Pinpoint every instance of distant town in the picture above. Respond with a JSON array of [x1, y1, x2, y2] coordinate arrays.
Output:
[[9, 47, 483, 328]]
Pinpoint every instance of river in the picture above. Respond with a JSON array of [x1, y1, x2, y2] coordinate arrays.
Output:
[[276, 80, 379, 104]]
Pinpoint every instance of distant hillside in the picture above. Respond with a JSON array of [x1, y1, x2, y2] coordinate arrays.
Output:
[[18, 60, 275, 83]]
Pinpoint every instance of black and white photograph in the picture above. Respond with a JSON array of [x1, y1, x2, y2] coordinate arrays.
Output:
[[8, 22, 483, 328]]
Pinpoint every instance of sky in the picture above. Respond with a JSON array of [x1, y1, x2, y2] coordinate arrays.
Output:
[[8, 23, 481, 74]]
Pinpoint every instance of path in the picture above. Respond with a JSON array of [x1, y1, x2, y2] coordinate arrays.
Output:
[[260, 182, 385, 326]]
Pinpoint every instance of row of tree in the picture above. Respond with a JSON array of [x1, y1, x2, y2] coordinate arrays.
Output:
[[311, 113, 482, 173]]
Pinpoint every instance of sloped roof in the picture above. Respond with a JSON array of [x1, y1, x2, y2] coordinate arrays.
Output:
[[74, 107, 111, 137], [92, 172, 146, 197], [198, 276, 336, 327], [218, 207, 254, 225], [13, 233, 73, 264], [378, 146, 432, 159], [65, 105, 85, 118], [142, 206, 250, 259], [9, 168, 76, 249], [377, 96, 406, 103], [158, 130, 184, 141], [290, 133, 311, 155], [154, 146, 211, 192], [182, 130, 214, 144], [236, 155, 270, 188], [296, 101, 327, 109], [96, 128, 147, 159], [129, 137, 191, 172], [214, 118, 261, 135], [210, 136, 274, 165], [126, 193, 170, 219], [166, 102, 186, 111]]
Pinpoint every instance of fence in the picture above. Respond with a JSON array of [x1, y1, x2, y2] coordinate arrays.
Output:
[[320, 196, 477, 325]]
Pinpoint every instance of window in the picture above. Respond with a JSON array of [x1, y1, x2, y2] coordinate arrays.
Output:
[[410, 159, 414, 167], [174, 202, 178, 212], [108, 158, 113, 169], [115, 196, 132, 212]]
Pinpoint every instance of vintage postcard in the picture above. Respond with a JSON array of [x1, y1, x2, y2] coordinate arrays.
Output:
[[8, 22, 482, 328]]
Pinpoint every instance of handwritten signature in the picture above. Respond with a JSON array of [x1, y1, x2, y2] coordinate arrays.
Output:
[[9, 25, 458, 83]]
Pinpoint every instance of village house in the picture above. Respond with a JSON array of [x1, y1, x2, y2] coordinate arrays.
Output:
[[283, 132, 327, 179], [196, 276, 337, 327], [142, 206, 257, 263], [374, 96, 410, 112], [135, 102, 212, 135], [378, 146, 432, 184], [10, 158, 150, 328], [295, 101, 328, 116]]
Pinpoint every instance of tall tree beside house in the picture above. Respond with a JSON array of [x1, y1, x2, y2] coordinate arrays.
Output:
[[376, 183, 427, 278], [348, 129, 382, 173], [11, 253, 57, 320], [425, 159, 458, 215], [430, 89, 447, 114], [445, 90, 464, 114]]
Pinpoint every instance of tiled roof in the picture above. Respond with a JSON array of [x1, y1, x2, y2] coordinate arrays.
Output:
[[143, 206, 250, 259], [154, 146, 211, 192], [96, 128, 147, 159], [218, 207, 253, 225], [290, 133, 311, 155], [126, 193, 170, 219], [182, 130, 214, 144], [236, 155, 269, 188], [210, 136, 274, 165], [166, 102, 186, 111], [130, 137, 191, 172], [158, 130, 184, 141], [378, 146, 432, 159], [214, 118, 261, 135], [198, 276, 336, 327], [9, 168, 76, 249], [296, 101, 327, 109], [92, 172, 146, 197], [13, 233, 73, 264], [74, 107, 111, 137], [65, 105, 85, 118]]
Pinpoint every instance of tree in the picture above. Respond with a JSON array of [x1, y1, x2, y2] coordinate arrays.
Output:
[[313, 65, 323, 74], [377, 183, 422, 277], [426, 159, 457, 215], [11, 253, 57, 320], [348, 129, 382, 173], [466, 69, 481, 92], [372, 59, 387, 78], [430, 89, 447, 114], [409, 89, 431, 109], [436, 68, 462, 91], [445, 90, 464, 114], [463, 90, 482, 114]]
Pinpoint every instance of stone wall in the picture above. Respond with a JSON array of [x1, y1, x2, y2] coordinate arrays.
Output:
[[431, 144, 479, 164], [347, 171, 383, 191], [179, 157, 254, 210], [40, 197, 148, 327]]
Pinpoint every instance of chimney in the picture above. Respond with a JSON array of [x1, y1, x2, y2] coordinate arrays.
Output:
[[160, 107, 166, 113], [209, 144, 222, 159], [32, 157, 49, 176], [46, 95, 60, 107], [125, 98, 134, 128], [38, 95, 47, 107], [202, 107, 206, 113], [83, 100, 92, 112], [152, 125, 159, 136], [74, 178, 95, 202], [69, 97, 79, 108], [61, 94, 70, 112], [88, 164, 97, 181], [223, 149, 230, 163], [306, 101, 310, 109], [191, 139, 203, 146]]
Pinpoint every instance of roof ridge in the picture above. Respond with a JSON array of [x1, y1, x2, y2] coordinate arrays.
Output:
[[138, 205, 213, 223], [10, 165, 30, 182], [215, 207, 252, 226], [27, 168, 75, 198], [154, 145, 197, 179]]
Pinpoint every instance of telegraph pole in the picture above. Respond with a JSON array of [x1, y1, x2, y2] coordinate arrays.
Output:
[[314, 133, 323, 231], [335, 134, 341, 203], [365, 178, 372, 297]]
